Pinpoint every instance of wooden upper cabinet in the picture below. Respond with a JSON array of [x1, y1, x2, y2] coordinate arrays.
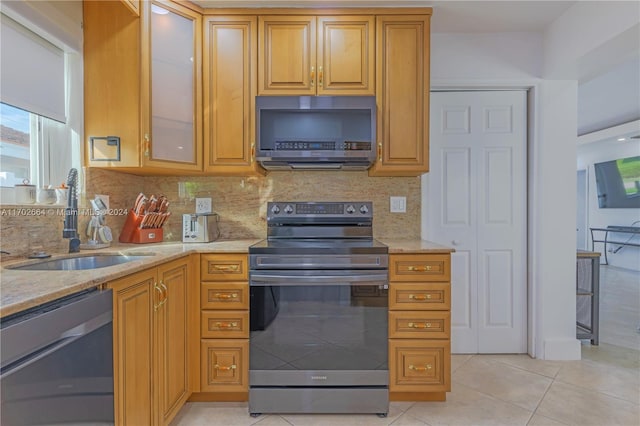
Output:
[[203, 16, 264, 175], [141, 0, 202, 172], [258, 15, 374, 95], [369, 15, 431, 177], [84, 0, 203, 174], [316, 16, 375, 95]]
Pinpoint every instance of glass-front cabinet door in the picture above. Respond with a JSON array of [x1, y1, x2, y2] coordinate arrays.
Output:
[[142, 0, 202, 171]]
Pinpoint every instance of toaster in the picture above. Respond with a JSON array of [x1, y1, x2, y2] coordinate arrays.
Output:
[[182, 213, 220, 243]]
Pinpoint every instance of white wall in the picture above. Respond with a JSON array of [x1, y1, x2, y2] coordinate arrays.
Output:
[[428, 32, 581, 360], [577, 136, 640, 271]]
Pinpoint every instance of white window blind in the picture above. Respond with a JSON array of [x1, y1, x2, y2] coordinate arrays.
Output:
[[0, 13, 66, 123]]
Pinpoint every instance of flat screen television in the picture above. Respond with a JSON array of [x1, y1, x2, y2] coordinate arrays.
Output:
[[594, 156, 640, 208]]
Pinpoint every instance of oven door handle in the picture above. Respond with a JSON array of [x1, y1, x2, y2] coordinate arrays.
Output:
[[250, 273, 388, 286]]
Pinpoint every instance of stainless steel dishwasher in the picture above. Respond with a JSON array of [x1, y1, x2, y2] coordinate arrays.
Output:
[[0, 288, 114, 425]]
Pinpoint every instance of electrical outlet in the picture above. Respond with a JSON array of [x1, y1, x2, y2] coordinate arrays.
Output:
[[390, 196, 406, 213], [195, 197, 212, 214]]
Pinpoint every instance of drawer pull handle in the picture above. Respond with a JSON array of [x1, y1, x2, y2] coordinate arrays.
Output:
[[214, 293, 238, 300], [213, 364, 237, 371], [409, 294, 432, 301], [408, 322, 432, 329], [408, 265, 433, 272], [213, 264, 239, 272], [409, 364, 432, 372], [215, 321, 238, 329]]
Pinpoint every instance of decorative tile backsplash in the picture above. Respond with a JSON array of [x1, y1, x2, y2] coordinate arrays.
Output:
[[0, 169, 420, 257]]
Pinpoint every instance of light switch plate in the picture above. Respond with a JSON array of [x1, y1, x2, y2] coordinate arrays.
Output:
[[390, 196, 406, 213], [195, 197, 212, 214]]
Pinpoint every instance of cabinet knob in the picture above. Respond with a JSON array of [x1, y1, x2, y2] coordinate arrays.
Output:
[[318, 66, 323, 85], [408, 322, 432, 329], [409, 294, 431, 301], [213, 364, 237, 371], [408, 265, 432, 272], [213, 293, 238, 300], [215, 322, 238, 329], [213, 264, 239, 272], [310, 66, 315, 88], [409, 364, 432, 372]]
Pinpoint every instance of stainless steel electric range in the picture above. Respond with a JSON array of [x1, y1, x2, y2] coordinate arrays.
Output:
[[248, 201, 389, 417]]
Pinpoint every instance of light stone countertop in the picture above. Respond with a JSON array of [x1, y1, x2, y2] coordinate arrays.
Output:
[[0, 238, 452, 318], [380, 239, 456, 254], [0, 239, 260, 318]]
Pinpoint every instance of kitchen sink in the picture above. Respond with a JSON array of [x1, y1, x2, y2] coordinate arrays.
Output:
[[6, 253, 155, 271]]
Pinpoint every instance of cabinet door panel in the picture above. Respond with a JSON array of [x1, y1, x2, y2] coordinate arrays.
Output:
[[201, 339, 249, 392], [370, 16, 430, 176], [156, 258, 190, 424], [389, 339, 450, 392], [142, 1, 202, 171], [204, 16, 263, 175], [317, 16, 374, 95], [258, 16, 316, 95], [109, 271, 155, 426]]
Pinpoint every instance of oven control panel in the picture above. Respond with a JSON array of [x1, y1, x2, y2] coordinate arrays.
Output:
[[267, 201, 373, 219]]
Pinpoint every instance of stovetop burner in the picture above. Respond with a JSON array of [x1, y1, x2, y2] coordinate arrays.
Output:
[[250, 201, 387, 255]]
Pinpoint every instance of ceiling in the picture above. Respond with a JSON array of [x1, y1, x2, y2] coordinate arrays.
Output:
[[189, 1, 576, 33]]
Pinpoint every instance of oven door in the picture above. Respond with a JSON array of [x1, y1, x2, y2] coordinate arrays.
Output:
[[249, 269, 388, 387]]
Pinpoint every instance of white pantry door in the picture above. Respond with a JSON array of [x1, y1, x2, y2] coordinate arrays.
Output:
[[426, 91, 527, 353]]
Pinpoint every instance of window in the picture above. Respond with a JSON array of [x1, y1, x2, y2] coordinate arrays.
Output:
[[0, 8, 82, 197], [0, 103, 31, 184], [0, 103, 76, 189]]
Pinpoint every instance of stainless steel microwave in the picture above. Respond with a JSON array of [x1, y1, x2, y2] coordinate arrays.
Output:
[[255, 96, 376, 171]]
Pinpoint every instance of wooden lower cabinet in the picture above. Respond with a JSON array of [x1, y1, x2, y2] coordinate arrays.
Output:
[[389, 253, 452, 401], [192, 253, 250, 401], [108, 256, 192, 425]]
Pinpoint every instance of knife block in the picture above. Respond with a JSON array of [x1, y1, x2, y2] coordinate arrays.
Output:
[[119, 209, 163, 244]]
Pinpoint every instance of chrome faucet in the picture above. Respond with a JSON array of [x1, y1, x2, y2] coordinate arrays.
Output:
[[62, 168, 81, 253]]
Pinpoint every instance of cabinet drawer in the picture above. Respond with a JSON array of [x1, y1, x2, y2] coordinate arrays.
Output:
[[389, 311, 450, 339], [201, 254, 248, 281], [389, 339, 450, 392], [201, 339, 248, 392], [390, 254, 450, 282], [389, 283, 450, 310], [201, 282, 249, 310], [201, 311, 249, 339]]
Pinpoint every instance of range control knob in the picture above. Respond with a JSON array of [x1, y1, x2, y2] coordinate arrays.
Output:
[[283, 204, 294, 214], [346, 205, 356, 214], [271, 205, 280, 215], [359, 204, 369, 214]]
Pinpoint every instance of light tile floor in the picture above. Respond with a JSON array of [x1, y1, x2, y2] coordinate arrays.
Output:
[[172, 266, 640, 426]]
